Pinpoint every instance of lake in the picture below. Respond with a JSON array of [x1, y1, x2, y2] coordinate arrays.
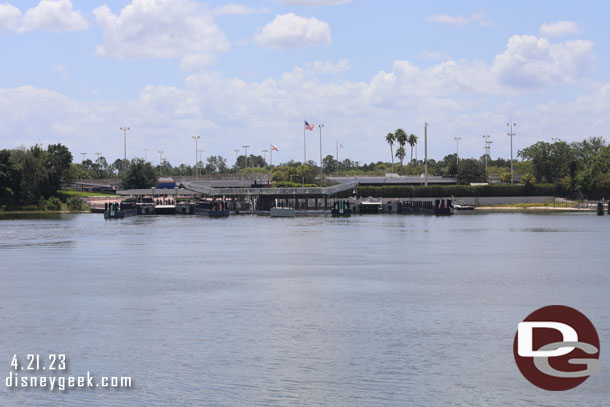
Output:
[[0, 212, 608, 406]]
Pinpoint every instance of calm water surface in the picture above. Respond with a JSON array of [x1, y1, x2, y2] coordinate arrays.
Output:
[[0, 212, 609, 406]]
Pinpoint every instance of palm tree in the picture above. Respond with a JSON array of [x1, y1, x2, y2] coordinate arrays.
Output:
[[394, 129, 407, 174], [395, 146, 406, 175], [386, 132, 396, 173], [407, 133, 418, 174]]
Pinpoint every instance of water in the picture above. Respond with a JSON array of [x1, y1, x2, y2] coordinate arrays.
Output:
[[0, 212, 608, 406]]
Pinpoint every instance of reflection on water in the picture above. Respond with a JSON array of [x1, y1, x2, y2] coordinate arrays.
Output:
[[0, 212, 609, 406]]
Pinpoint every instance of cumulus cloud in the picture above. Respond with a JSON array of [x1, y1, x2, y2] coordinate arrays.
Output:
[[427, 11, 485, 27], [213, 3, 268, 16], [255, 13, 331, 49], [94, 0, 229, 69], [0, 3, 21, 33], [539, 20, 581, 38], [280, 0, 351, 5], [19, 0, 88, 32], [492, 35, 596, 89]]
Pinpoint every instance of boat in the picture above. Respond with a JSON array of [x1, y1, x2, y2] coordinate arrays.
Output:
[[104, 199, 137, 219], [331, 200, 351, 217], [194, 199, 230, 217], [453, 202, 476, 210], [270, 199, 296, 217]]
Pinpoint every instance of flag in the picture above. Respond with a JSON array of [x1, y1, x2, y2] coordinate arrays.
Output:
[[339, 143, 343, 149], [304, 121, 315, 131], [271, 145, 279, 151]]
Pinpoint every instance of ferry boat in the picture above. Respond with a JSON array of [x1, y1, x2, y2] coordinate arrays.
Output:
[[331, 200, 351, 217], [194, 199, 230, 218], [104, 199, 137, 219]]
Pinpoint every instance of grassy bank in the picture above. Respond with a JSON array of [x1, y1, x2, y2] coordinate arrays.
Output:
[[59, 189, 116, 197]]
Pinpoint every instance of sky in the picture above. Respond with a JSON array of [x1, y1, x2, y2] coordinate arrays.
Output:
[[1, 0, 610, 167]]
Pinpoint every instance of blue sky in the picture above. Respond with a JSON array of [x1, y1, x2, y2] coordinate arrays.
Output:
[[1, 0, 610, 167]]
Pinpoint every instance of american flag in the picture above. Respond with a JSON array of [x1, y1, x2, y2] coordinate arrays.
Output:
[[271, 145, 279, 151], [339, 143, 343, 149], [304, 121, 315, 131]]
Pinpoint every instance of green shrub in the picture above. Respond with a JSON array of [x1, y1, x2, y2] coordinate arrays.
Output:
[[67, 196, 87, 211], [46, 196, 63, 211], [355, 184, 556, 198]]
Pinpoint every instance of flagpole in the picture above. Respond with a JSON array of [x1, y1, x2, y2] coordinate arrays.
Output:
[[336, 139, 339, 176], [270, 143, 272, 167], [303, 120, 306, 164]]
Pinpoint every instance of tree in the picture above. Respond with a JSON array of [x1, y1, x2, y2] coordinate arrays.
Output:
[[46, 144, 72, 192], [571, 137, 606, 167], [0, 149, 20, 207], [395, 146, 406, 175], [385, 132, 395, 173], [19, 146, 49, 205], [205, 155, 228, 173], [394, 129, 407, 175], [518, 141, 575, 183], [457, 159, 486, 184], [407, 134, 418, 166], [322, 154, 337, 174], [520, 173, 536, 186], [121, 159, 157, 189]]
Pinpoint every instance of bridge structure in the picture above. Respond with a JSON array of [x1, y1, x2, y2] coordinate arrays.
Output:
[[181, 180, 359, 211], [116, 181, 359, 212]]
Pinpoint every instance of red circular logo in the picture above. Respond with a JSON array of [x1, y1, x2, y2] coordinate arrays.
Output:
[[513, 305, 600, 391]]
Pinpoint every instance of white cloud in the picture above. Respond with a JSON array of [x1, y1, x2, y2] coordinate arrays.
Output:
[[19, 0, 88, 32], [0, 3, 21, 33], [539, 20, 581, 38], [492, 35, 596, 89], [255, 13, 331, 49], [93, 0, 229, 69], [427, 11, 485, 27], [420, 49, 451, 61], [213, 3, 268, 16], [280, 0, 351, 5]]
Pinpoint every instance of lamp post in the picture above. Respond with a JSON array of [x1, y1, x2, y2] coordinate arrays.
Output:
[[198, 149, 204, 174], [120, 127, 130, 161], [192, 135, 200, 179], [158, 150, 164, 165], [144, 148, 149, 161], [242, 145, 249, 168], [482, 135, 491, 177], [318, 124, 324, 186], [80, 152, 87, 163], [507, 122, 516, 184], [95, 152, 102, 161], [454, 136, 462, 166], [424, 122, 428, 186]]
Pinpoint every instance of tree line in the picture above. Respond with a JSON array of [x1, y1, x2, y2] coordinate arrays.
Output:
[[2, 135, 610, 209]]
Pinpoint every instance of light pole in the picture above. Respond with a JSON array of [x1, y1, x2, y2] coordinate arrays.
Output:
[[482, 135, 491, 177], [261, 149, 268, 166], [242, 145, 249, 168], [80, 152, 87, 163], [424, 122, 428, 186], [120, 126, 130, 161], [318, 124, 324, 186], [192, 135, 200, 179], [198, 149, 204, 174], [454, 136, 462, 166], [507, 122, 516, 184], [95, 152, 102, 161], [158, 150, 164, 165], [144, 148, 149, 161]]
